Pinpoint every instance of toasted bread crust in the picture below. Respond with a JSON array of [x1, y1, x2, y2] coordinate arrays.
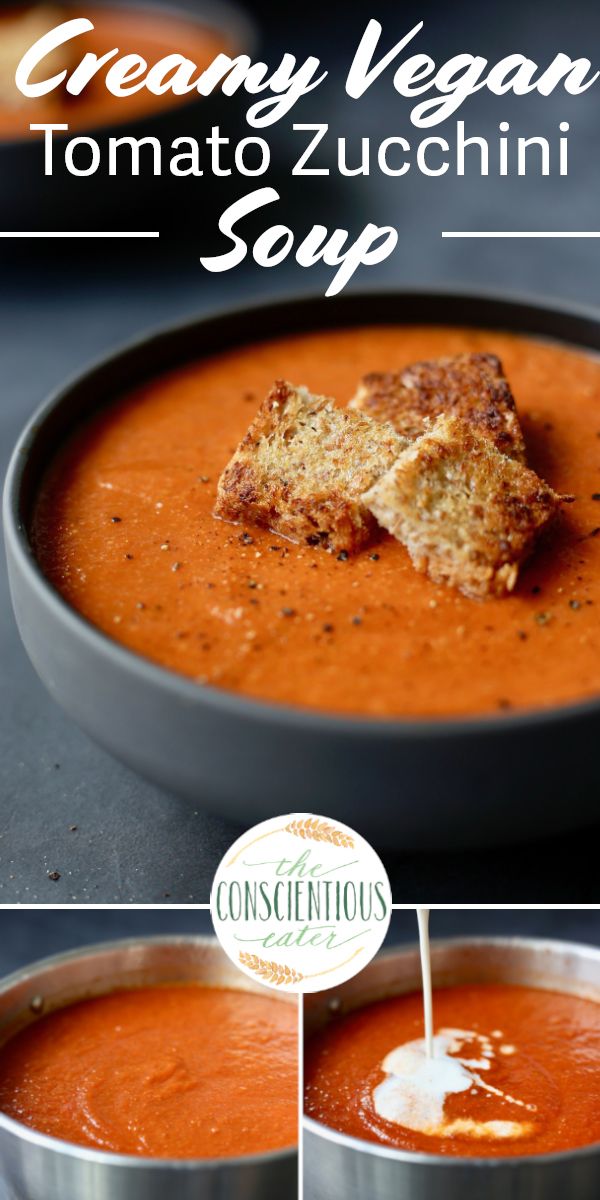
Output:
[[351, 352, 526, 462], [363, 414, 563, 599], [215, 380, 407, 553]]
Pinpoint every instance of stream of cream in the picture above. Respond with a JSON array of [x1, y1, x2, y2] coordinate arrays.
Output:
[[372, 908, 536, 1141], [416, 907, 434, 1059]]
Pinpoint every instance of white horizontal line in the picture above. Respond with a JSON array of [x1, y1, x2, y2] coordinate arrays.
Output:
[[0, 231, 160, 238], [442, 231, 600, 238]]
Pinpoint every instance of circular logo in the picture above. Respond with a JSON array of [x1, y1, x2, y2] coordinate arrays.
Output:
[[210, 812, 391, 993]]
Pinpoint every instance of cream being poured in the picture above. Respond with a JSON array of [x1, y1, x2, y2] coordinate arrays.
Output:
[[372, 908, 536, 1141], [417, 907, 434, 1058]]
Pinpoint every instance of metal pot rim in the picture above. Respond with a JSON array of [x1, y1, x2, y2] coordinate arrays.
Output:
[[303, 1114, 600, 1171], [304, 933, 600, 1169], [0, 933, 297, 1170]]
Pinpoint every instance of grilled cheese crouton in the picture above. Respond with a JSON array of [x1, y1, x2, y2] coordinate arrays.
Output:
[[351, 352, 526, 462], [363, 414, 565, 599], [215, 380, 407, 553]]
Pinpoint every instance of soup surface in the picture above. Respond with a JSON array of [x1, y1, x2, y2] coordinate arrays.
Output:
[[0, 984, 298, 1157], [0, 6, 228, 140], [33, 325, 600, 719], [304, 982, 600, 1157]]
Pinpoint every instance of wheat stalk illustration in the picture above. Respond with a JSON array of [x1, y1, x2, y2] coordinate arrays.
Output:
[[240, 946, 363, 986], [239, 952, 304, 986], [285, 818, 354, 848], [227, 818, 354, 865]]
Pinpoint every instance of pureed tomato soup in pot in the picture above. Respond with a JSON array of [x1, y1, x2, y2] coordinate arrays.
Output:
[[304, 981, 600, 1157], [305, 913, 600, 1159], [0, 984, 298, 1158]]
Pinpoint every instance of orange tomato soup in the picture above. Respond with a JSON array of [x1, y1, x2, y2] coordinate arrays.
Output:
[[304, 982, 600, 1157], [0, 985, 298, 1157], [0, 6, 228, 140], [32, 325, 600, 719]]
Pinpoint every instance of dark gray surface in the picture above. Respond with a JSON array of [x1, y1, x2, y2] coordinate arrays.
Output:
[[2, 0, 600, 902]]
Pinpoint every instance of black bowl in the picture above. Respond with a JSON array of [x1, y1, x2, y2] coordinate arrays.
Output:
[[5, 288, 600, 849], [0, 0, 257, 233]]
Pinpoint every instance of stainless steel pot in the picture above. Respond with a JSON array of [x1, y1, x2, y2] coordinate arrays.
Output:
[[0, 936, 297, 1200], [303, 937, 600, 1200]]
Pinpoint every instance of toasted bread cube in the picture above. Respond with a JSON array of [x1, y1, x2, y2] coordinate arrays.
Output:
[[215, 380, 407, 553], [363, 414, 564, 599], [351, 352, 526, 462]]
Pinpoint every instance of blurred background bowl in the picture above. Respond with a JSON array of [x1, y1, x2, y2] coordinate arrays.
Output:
[[0, 0, 258, 234]]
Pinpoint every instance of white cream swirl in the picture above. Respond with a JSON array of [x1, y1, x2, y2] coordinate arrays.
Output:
[[373, 1028, 535, 1141]]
